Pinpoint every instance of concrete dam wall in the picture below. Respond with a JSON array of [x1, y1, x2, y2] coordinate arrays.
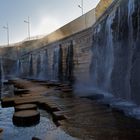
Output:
[[18, 28, 92, 83], [1, 0, 140, 112]]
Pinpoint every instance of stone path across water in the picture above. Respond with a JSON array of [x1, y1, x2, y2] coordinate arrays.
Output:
[[1, 79, 140, 140]]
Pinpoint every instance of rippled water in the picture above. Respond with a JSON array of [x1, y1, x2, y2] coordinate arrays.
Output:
[[0, 104, 78, 140]]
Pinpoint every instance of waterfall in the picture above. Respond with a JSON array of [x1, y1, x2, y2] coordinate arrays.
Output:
[[52, 46, 62, 81], [16, 59, 20, 77], [65, 42, 74, 83], [126, 0, 135, 100], [43, 50, 49, 80], [45, 50, 49, 80], [29, 54, 33, 78], [128, 0, 135, 21], [20, 61, 23, 77], [36, 54, 41, 78], [104, 13, 115, 91], [0, 58, 4, 99], [129, 0, 140, 104], [38, 50, 49, 80], [89, 11, 116, 96]]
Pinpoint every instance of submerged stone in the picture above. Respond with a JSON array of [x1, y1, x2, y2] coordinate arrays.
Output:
[[14, 88, 29, 95], [0, 128, 3, 133], [15, 104, 37, 112], [13, 110, 40, 126]]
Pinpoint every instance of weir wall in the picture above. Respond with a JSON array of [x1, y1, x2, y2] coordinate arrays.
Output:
[[1, 0, 140, 106]]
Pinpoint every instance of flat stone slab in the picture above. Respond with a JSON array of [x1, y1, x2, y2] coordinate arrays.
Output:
[[32, 137, 41, 140], [3, 80, 11, 85], [0, 128, 3, 133], [14, 96, 42, 105], [15, 104, 37, 112], [14, 88, 29, 95], [58, 84, 71, 87], [13, 110, 40, 126], [0, 128, 3, 138], [52, 111, 67, 120], [1, 98, 15, 107], [43, 103, 60, 112], [61, 88, 73, 92]]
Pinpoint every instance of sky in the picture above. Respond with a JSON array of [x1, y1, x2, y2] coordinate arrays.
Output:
[[0, 0, 100, 45]]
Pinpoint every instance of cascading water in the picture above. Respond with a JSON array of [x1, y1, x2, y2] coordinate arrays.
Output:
[[125, 0, 135, 100], [52, 46, 62, 81], [16, 59, 20, 77], [90, 12, 115, 97], [20, 60, 23, 77], [0, 58, 4, 99], [44, 50, 49, 80], [65, 42, 74, 83], [36, 54, 41, 78], [29, 54, 33, 78], [38, 50, 49, 80], [129, 0, 140, 104]]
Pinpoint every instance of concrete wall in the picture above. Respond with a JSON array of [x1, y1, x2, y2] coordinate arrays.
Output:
[[18, 28, 93, 84]]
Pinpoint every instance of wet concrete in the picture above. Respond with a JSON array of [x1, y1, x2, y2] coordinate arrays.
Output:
[[1, 79, 140, 140]]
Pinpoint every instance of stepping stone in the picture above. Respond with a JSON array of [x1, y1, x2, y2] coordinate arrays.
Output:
[[0, 128, 3, 133], [52, 111, 67, 126], [61, 88, 73, 92], [81, 94, 104, 100], [13, 110, 40, 126], [15, 104, 37, 112], [14, 88, 29, 95], [3, 80, 11, 85], [32, 137, 41, 140], [14, 84, 24, 89], [44, 103, 60, 112], [1, 98, 15, 107], [58, 84, 70, 87], [14, 97, 41, 105], [0, 128, 3, 138], [45, 83, 60, 86], [52, 111, 67, 121], [55, 87, 61, 90]]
